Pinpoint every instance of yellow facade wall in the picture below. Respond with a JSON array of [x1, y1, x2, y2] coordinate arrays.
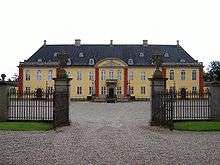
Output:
[[22, 63, 201, 99], [166, 67, 200, 91], [128, 67, 155, 98], [67, 67, 95, 99], [23, 67, 56, 91]]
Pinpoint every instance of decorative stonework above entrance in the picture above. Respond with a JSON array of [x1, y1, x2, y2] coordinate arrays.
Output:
[[96, 58, 128, 68]]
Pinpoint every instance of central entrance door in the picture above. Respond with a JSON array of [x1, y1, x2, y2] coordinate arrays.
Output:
[[106, 79, 117, 103], [109, 87, 114, 98]]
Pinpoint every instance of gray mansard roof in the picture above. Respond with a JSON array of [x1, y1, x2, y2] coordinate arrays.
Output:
[[23, 44, 200, 67]]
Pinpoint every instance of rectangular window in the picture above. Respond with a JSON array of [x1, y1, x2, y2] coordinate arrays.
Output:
[[25, 86, 30, 93], [128, 71, 133, 80], [101, 70, 106, 80], [129, 86, 134, 95], [192, 70, 197, 80], [89, 71, 94, 81], [170, 70, 174, 80], [141, 86, 146, 94], [109, 69, 114, 79], [25, 70, 30, 81], [48, 70, 53, 80], [77, 86, 82, 95], [181, 70, 186, 80], [46, 86, 53, 92], [117, 87, 122, 94], [192, 86, 197, 93], [141, 72, 146, 80], [117, 70, 122, 80], [36, 70, 42, 80], [89, 86, 93, 95], [101, 86, 106, 95], [77, 71, 82, 80]]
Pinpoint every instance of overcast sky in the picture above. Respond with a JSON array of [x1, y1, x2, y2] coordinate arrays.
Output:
[[0, 0, 219, 79]]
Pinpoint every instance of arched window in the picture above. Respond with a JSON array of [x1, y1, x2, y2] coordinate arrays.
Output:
[[89, 59, 94, 65], [128, 59, 134, 65]]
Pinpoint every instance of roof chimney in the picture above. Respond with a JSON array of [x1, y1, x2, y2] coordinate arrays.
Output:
[[43, 40, 47, 46], [75, 39, 81, 46], [143, 40, 148, 47], [110, 40, 113, 46], [177, 40, 180, 46]]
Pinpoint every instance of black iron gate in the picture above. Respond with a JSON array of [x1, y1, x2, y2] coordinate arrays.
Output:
[[7, 89, 54, 121], [152, 91, 174, 129], [152, 90, 212, 130]]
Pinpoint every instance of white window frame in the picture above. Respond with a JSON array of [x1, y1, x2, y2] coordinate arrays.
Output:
[[129, 86, 134, 95], [77, 71, 82, 80], [89, 59, 94, 65], [128, 71, 133, 80], [128, 59, 134, 65], [25, 86, 30, 93], [101, 86, 106, 95], [117, 87, 122, 94], [48, 70, 53, 80], [117, 70, 122, 80], [170, 70, 174, 80], [36, 70, 42, 81], [101, 70, 106, 80], [141, 86, 146, 94], [25, 70, 30, 81], [89, 71, 94, 81], [141, 72, 146, 80], [181, 70, 186, 80], [109, 69, 114, 79], [192, 86, 197, 93], [77, 86, 82, 95], [192, 70, 197, 80]]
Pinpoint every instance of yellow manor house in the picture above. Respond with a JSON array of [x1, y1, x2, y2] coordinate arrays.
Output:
[[18, 39, 204, 101]]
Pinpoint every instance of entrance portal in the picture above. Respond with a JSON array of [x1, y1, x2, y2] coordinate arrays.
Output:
[[106, 79, 117, 103], [109, 88, 114, 98]]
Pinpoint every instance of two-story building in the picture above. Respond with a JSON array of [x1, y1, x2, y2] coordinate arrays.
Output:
[[18, 39, 204, 101]]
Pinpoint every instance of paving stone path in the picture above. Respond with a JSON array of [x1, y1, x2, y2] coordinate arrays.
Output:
[[0, 102, 220, 164]]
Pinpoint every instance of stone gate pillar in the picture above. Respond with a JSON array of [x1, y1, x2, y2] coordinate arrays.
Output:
[[0, 81, 9, 121], [53, 77, 72, 127], [149, 69, 168, 126], [209, 81, 220, 120]]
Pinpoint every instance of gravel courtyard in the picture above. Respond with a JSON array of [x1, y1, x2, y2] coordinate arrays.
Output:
[[0, 102, 220, 165]]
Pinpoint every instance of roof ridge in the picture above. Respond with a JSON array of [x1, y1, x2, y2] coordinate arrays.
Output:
[[45, 44, 178, 46]]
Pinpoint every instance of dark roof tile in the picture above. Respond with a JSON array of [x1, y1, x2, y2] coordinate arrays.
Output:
[[26, 44, 197, 66]]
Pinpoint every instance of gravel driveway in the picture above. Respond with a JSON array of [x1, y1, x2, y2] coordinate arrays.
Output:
[[0, 102, 220, 165]]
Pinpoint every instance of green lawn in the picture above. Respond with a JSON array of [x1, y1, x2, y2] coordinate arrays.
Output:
[[0, 121, 53, 131], [174, 121, 220, 131]]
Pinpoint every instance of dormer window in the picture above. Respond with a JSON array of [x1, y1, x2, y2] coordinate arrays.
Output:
[[67, 58, 71, 65], [164, 52, 169, 58], [180, 59, 186, 63], [89, 59, 94, 65], [128, 59, 134, 65], [37, 58, 42, 62], [79, 52, 84, 57], [139, 52, 144, 57], [54, 52, 58, 57]]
